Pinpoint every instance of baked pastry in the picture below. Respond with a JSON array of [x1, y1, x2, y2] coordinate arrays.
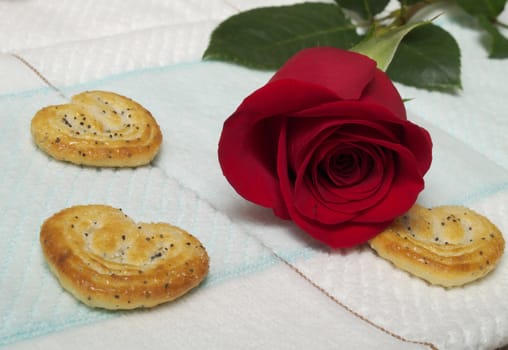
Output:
[[369, 204, 505, 287], [31, 91, 162, 167], [40, 205, 209, 309]]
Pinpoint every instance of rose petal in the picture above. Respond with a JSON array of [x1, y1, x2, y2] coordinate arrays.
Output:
[[315, 131, 426, 223], [270, 47, 377, 100], [308, 141, 387, 202], [397, 120, 433, 175], [287, 118, 398, 205], [354, 142, 425, 222], [286, 116, 401, 173], [277, 120, 299, 220], [293, 141, 396, 224], [269, 47, 405, 119], [360, 70, 406, 120], [289, 101, 432, 175], [319, 142, 372, 187], [291, 100, 401, 124], [290, 202, 392, 248], [277, 121, 356, 229], [235, 79, 338, 121], [218, 79, 338, 210], [315, 220, 392, 248]]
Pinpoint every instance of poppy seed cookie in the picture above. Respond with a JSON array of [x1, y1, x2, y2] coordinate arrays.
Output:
[[40, 205, 209, 309], [31, 91, 162, 167], [369, 204, 504, 287]]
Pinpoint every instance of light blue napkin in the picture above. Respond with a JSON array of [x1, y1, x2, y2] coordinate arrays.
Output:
[[0, 69, 311, 346]]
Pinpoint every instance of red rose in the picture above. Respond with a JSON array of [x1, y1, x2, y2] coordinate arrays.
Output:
[[218, 47, 432, 248]]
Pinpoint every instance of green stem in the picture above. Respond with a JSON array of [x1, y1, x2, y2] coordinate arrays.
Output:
[[355, 0, 448, 34], [495, 19, 508, 29], [374, 9, 402, 24], [396, 0, 446, 25]]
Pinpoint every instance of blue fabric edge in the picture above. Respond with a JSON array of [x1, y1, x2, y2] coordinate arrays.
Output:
[[0, 247, 313, 347]]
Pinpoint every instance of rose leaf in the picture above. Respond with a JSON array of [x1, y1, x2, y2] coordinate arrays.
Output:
[[386, 23, 462, 92], [351, 19, 430, 71], [202, 3, 362, 70], [455, 0, 506, 19], [477, 15, 508, 58], [334, 0, 390, 20], [398, 0, 423, 5]]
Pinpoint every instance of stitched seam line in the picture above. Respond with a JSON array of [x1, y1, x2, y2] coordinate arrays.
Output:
[[279, 256, 439, 350], [235, 226, 440, 350], [9, 53, 67, 99]]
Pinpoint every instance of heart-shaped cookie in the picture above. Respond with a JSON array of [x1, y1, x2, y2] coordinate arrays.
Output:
[[369, 204, 505, 287], [40, 205, 209, 309], [31, 91, 162, 167]]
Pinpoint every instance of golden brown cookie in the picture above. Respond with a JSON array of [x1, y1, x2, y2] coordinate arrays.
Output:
[[40, 205, 209, 309], [31, 91, 162, 167], [369, 204, 504, 287]]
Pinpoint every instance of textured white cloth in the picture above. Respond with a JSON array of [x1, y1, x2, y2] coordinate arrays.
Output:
[[0, 1, 507, 349]]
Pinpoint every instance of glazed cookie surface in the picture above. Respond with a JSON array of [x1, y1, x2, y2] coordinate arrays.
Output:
[[31, 91, 162, 167], [40, 205, 209, 309], [369, 204, 505, 287]]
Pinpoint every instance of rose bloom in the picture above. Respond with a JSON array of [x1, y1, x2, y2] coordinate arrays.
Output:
[[218, 47, 432, 248]]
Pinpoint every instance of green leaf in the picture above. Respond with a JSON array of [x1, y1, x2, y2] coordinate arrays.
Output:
[[386, 23, 462, 92], [202, 3, 362, 70], [351, 20, 430, 71], [334, 0, 390, 19], [477, 15, 508, 58], [398, 0, 422, 5], [456, 0, 506, 19]]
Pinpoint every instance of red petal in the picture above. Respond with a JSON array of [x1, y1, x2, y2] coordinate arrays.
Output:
[[293, 210, 392, 248], [218, 80, 338, 209], [289, 101, 432, 176], [270, 47, 377, 100], [318, 220, 392, 248], [354, 143, 425, 222], [361, 70, 406, 120], [398, 120, 433, 175], [276, 120, 393, 248], [293, 141, 396, 224]]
